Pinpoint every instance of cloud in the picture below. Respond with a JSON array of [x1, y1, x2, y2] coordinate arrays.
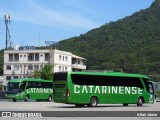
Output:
[[1, 0, 100, 30]]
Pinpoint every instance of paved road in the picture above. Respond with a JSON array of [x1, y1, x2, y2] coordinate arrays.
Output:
[[0, 99, 160, 111], [0, 100, 159, 120]]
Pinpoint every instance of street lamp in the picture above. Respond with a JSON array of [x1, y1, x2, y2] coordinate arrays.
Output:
[[4, 14, 11, 50]]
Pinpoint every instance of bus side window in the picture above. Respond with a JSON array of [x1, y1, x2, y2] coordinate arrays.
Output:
[[43, 83, 48, 88], [49, 83, 53, 88], [43, 82, 52, 88], [38, 82, 42, 88], [32, 82, 37, 88]]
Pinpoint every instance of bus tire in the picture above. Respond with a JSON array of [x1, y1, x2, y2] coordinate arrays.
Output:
[[25, 95, 29, 102], [137, 97, 143, 106], [89, 97, 98, 107], [48, 95, 52, 101], [13, 99, 16, 102], [123, 104, 128, 106], [75, 104, 84, 107]]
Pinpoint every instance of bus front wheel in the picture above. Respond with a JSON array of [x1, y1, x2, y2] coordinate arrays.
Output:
[[89, 97, 98, 107], [25, 95, 29, 102], [13, 99, 16, 102], [137, 97, 143, 106]]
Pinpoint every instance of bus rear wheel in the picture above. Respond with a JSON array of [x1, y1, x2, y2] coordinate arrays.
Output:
[[13, 99, 16, 102], [48, 95, 52, 101], [89, 97, 98, 107], [123, 104, 128, 106], [137, 97, 143, 106]]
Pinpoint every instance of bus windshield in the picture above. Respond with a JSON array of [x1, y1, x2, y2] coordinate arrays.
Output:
[[7, 82, 20, 94]]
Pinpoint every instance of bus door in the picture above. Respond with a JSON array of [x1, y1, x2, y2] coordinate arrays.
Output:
[[148, 82, 154, 103], [19, 81, 27, 99]]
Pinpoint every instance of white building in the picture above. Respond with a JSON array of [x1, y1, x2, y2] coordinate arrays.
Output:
[[0, 76, 6, 86], [3, 49, 86, 82]]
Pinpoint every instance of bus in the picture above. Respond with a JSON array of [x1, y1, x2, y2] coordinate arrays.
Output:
[[53, 72, 154, 107], [6, 78, 53, 102]]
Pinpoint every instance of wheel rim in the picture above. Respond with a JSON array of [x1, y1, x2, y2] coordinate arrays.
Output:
[[139, 99, 143, 105], [26, 96, 29, 101], [92, 100, 96, 106], [91, 98, 97, 106], [49, 96, 52, 101]]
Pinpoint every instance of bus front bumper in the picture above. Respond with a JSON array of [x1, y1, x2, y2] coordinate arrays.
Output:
[[6, 94, 19, 99]]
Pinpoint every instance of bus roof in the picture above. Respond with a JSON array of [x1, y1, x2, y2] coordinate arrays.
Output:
[[8, 78, 52, 83], [68, 71, 149, 79]]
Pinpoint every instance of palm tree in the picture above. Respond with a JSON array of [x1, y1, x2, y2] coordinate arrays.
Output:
[[41, 64, 53, 80], [33, 64, 53, 80], [32, 70, 41, 78]]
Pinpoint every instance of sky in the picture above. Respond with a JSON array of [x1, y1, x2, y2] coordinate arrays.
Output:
[[0, 0, 155, 49]]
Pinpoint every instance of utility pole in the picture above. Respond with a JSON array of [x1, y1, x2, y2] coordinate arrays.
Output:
[[4, 14, 11, 50]]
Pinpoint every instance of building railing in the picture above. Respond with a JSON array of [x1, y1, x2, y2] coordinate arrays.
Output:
[[9, 59, 19, 61], [72, 64, 86, 69]]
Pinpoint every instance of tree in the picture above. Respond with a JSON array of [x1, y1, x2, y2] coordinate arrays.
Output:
[[41, 64, 53, 80], [32, 70, 41, 79], [33, 64, 53, 80]]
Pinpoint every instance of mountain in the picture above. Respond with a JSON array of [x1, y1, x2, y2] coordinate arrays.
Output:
[[1, 0, 160, 80], [51, 0, 160, 79]]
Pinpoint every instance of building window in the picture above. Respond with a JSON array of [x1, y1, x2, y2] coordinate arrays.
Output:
[[9, 54, 13, 61], [28, 64, 33, 70], [59, 55, 62, 61], [35, 53, 39, 61], [14, 65, 19, 70], [6, 76, 11, 80], [63, 56, 65, 61], [13, 76, 18, 79], [65, 56, 68, 62], [24, 55, 26, 57], [34, 65, 39, 70], [45, 53, 49, 61], [78, 60, 80, 64], [14, 54, 19, 61], [20, 55, 22, 57], [59, 66, 61, 71], [6, 65, 11, 70], [28, 54, 34, 61], [65, 67, 67, 71]]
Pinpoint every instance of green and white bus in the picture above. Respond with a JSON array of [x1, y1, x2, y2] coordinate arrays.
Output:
[[53, 72, 154, 107], [6, 78, 53, 102]]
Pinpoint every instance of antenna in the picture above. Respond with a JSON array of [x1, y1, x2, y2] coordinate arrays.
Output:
[[4, 14, 12, 50], [39, 32, 41, 47]]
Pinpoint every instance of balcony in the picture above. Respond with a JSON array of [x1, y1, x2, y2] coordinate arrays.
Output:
[[72, 64, 86, 70], [9, 58, 19, 62]]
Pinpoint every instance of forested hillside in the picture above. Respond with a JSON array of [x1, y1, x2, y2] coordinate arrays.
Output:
[[0, 0, 160, 80], [52, 0, 160, 80]]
